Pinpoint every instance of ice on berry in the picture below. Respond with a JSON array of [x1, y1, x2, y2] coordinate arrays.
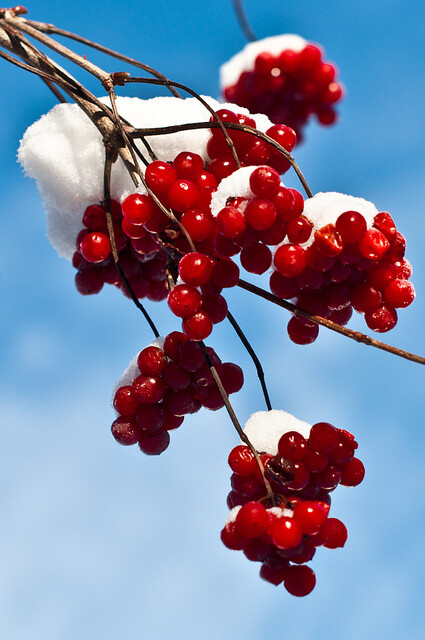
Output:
[[220, 34, 307, 89], [244, 409, 311, 455], [225, 505, 242, 525]]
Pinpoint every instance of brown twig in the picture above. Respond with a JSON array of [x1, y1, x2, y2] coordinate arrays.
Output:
[[238, 279, 425, 365], [232, 0, 257, 42]]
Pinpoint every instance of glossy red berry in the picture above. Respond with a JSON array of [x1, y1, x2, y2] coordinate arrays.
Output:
[[80, 232, 111, 263], [284, 565, 316, 597]]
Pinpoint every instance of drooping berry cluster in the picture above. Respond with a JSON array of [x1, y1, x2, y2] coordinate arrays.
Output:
[[270, 193, 414, 344], [111, 333, 244, 455], [72, 199, 168, 300], [222, 411, 365, 596], [221, 35, 343, 140]]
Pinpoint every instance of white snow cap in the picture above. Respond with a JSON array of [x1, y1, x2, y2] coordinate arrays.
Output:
[[243, 409, 311, 455], [303, 191, 378, 232], [18, 95, 273, 261], [220, 34, 308, 89], [112, 336, 165, 403]]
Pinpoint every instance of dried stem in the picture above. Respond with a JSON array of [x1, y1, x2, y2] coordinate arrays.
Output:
[[227, 311, 272, 410], [232, 0, 257, 42], [238, 279, 425, 366], [199, 342, 275, 503]]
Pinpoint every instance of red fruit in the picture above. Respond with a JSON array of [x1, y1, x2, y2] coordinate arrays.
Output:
[[287, 215, 313, 244], [111, 417, 140, 445], [269, 271, 299, 299], [314, 224, 344, 257], [358, 228, 390, 260], [236, 501, 269, 538], [122, 193, 155, 225], [82, 204, 107, 230], [132, 375, 164, 404], [167, 284, 202, 318], [245, 198, 277, 231], [75, 270, 104, 295], [270, 517, 303, 550], [284, 565, 316, 597], [240, 243, 272, 274], [80, 232, 111, 263], [162, 362, 191, 390], [211, 259, 240, 288], [322, 518, 348, 548], [113, 385, 140, 418], [365, 305, 397, 332], [217, 206, 247, 238], [384, 279, 415, 308], [373, 211, 397, 241], [221, 521, 247, 551], [137, 346, 167, 376], [314, 465, 342, 492], [138, 429, 170, 455], [181, 208, 214, 242], [176, 340, 204, 372], [266, 124, 297, 152], [145, 161, 177, 194], [249, 166, 281, 199], [221, 362, 244, 394], [135, 403, 165, 432], [182, 311, 213, 341], [173, 151, 204, 181], [340, 457, 365, 486], [274, 244, 307, 277], [350, 283, 382, 313], [287, 316, 319, 345], [259, 562, 289, 586], [168, 179, 199, 212], [309, 422, 339, 453], [278, 431, 307, 462], [335, 210, 367, 243], [178, 252, 215, 286], [293, 500, 328, 535], [163, 331, 190, 361], [228, 445, 257, 476]]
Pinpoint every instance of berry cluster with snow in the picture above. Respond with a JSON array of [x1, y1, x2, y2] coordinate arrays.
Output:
[[221, 34, 344, 141], [111, 333, 243, 455], [222, 410, 365, 596]]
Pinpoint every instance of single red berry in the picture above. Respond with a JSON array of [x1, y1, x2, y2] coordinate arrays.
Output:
[[178, 252, 215, 286], [245, 198, 277, 231], [274, 244, 307, 278], [266, 124, 297, 152], [132, 375, 164, 405], [284, 565, 316, 597], [113, 385, 140, 418], [111, 417, 140, 445], [287, 316, 319, 345], [168, 179, 199, 212], [75, 269, 104, 295], [309, 422, 339, 453], [314, 224, 344, 257], [138, 429, 170, 455], [167, 284, 202, 318], [358, 228, 390, 260], [235, 501, 269, 538], [145, 161, 177, 194], [340, 457, 365, 486], [80, 232, 111, 263], [249, 166, 281, 199], [314, 465, 342, 492], [293, 500, 328, 535], [228, 445, 257, 476], [278, 431, 307, 462], [217, 206, 247, 238], [220, 521, 247, 551], [182, 311, 213, 341], [240, 243, 272, 274], [384, 279, 415, 308], [221, 362, 244, 394], [373, 211, 397, 241], [322, 518, 348, 548], [122, 193, 155, 225], [137, 346, 167, 376], [335, 210, 367, 243], [270, 517, 303, 550], [172, 151, 204, 181], [181, 208, 214, 242], [287, 215, 313, 244], [365, 305, 397, 332]]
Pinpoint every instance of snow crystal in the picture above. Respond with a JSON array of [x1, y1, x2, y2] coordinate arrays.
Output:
[[18, 95, 274, 261], [243, 409, 311, 455], [111, 336, 165, 404], [220, 34, 308, 89]]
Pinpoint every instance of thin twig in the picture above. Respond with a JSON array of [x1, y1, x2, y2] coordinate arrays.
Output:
[[227, 311, 272, 410], [238, 279, 425, 365], [232, 0, 257, 42]]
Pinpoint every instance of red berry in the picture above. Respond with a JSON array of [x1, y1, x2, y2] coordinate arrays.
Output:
[[217, 206, 247, 238], [365, 305, 397, 332], [145, 161, 177, 194], [249, 166, 281, 199], [245, 198, 277, 231], [168, 179, 199, 212], [340, 457, 365, 486], [182, 311, 213, 341], [322, 518, 348, 548], [358, 228, 390, 260], [335, 210, 367, 243], [138, 429, 170, 455], [132, 375, 164, 404], [167, 284, 202, 318], [240, 243, 272, 274], [228, 445, 257, 476], [80, 232, 111, 263], [137, 346, 167, 376], [274, 244, 307, 277], [178, 252, 215, 286], [122, 193, 155, 225], [287, 316, 319, 345], [111, 417, 140, 445], [309, 422, 339, 453], [293, 500, 328, 535], [384, 278, 415, 308], [270, 517, 303, 550], [173, 151, 204, 181], [278, 431, 307, 462], [284, 565, 316, 597], [113, 385, 140, 418], [236, 501, 269, 538]]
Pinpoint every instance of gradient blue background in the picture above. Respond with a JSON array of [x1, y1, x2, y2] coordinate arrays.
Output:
[[1, 1, 424, 638]]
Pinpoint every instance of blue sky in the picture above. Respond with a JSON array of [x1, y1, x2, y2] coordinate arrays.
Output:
[[1, 1, 425, 638]]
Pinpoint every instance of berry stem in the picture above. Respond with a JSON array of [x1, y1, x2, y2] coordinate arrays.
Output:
[[227, 311, 272, 411], [103, 146, 160, 338], [232, 0, 257, 42], [238, 279, 425, 365], [199, 341, 276, 504]]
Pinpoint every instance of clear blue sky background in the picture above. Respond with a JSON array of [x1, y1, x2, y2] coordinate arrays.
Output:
[[1, 1, 424, 638]]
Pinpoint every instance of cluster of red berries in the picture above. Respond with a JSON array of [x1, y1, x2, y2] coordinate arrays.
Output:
[[222, 41, 343, 140], [111, 332, 244, 455], [222, 420, 365, 596], [72, 199, 168, 300], [270, 207, 414, 344]]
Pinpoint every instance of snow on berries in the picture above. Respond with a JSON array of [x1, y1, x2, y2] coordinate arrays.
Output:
[[270, 192, 415, 343], [222, 410, 364, 596], [220, 34, 344, 140], [111, 333, 244, 455]]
